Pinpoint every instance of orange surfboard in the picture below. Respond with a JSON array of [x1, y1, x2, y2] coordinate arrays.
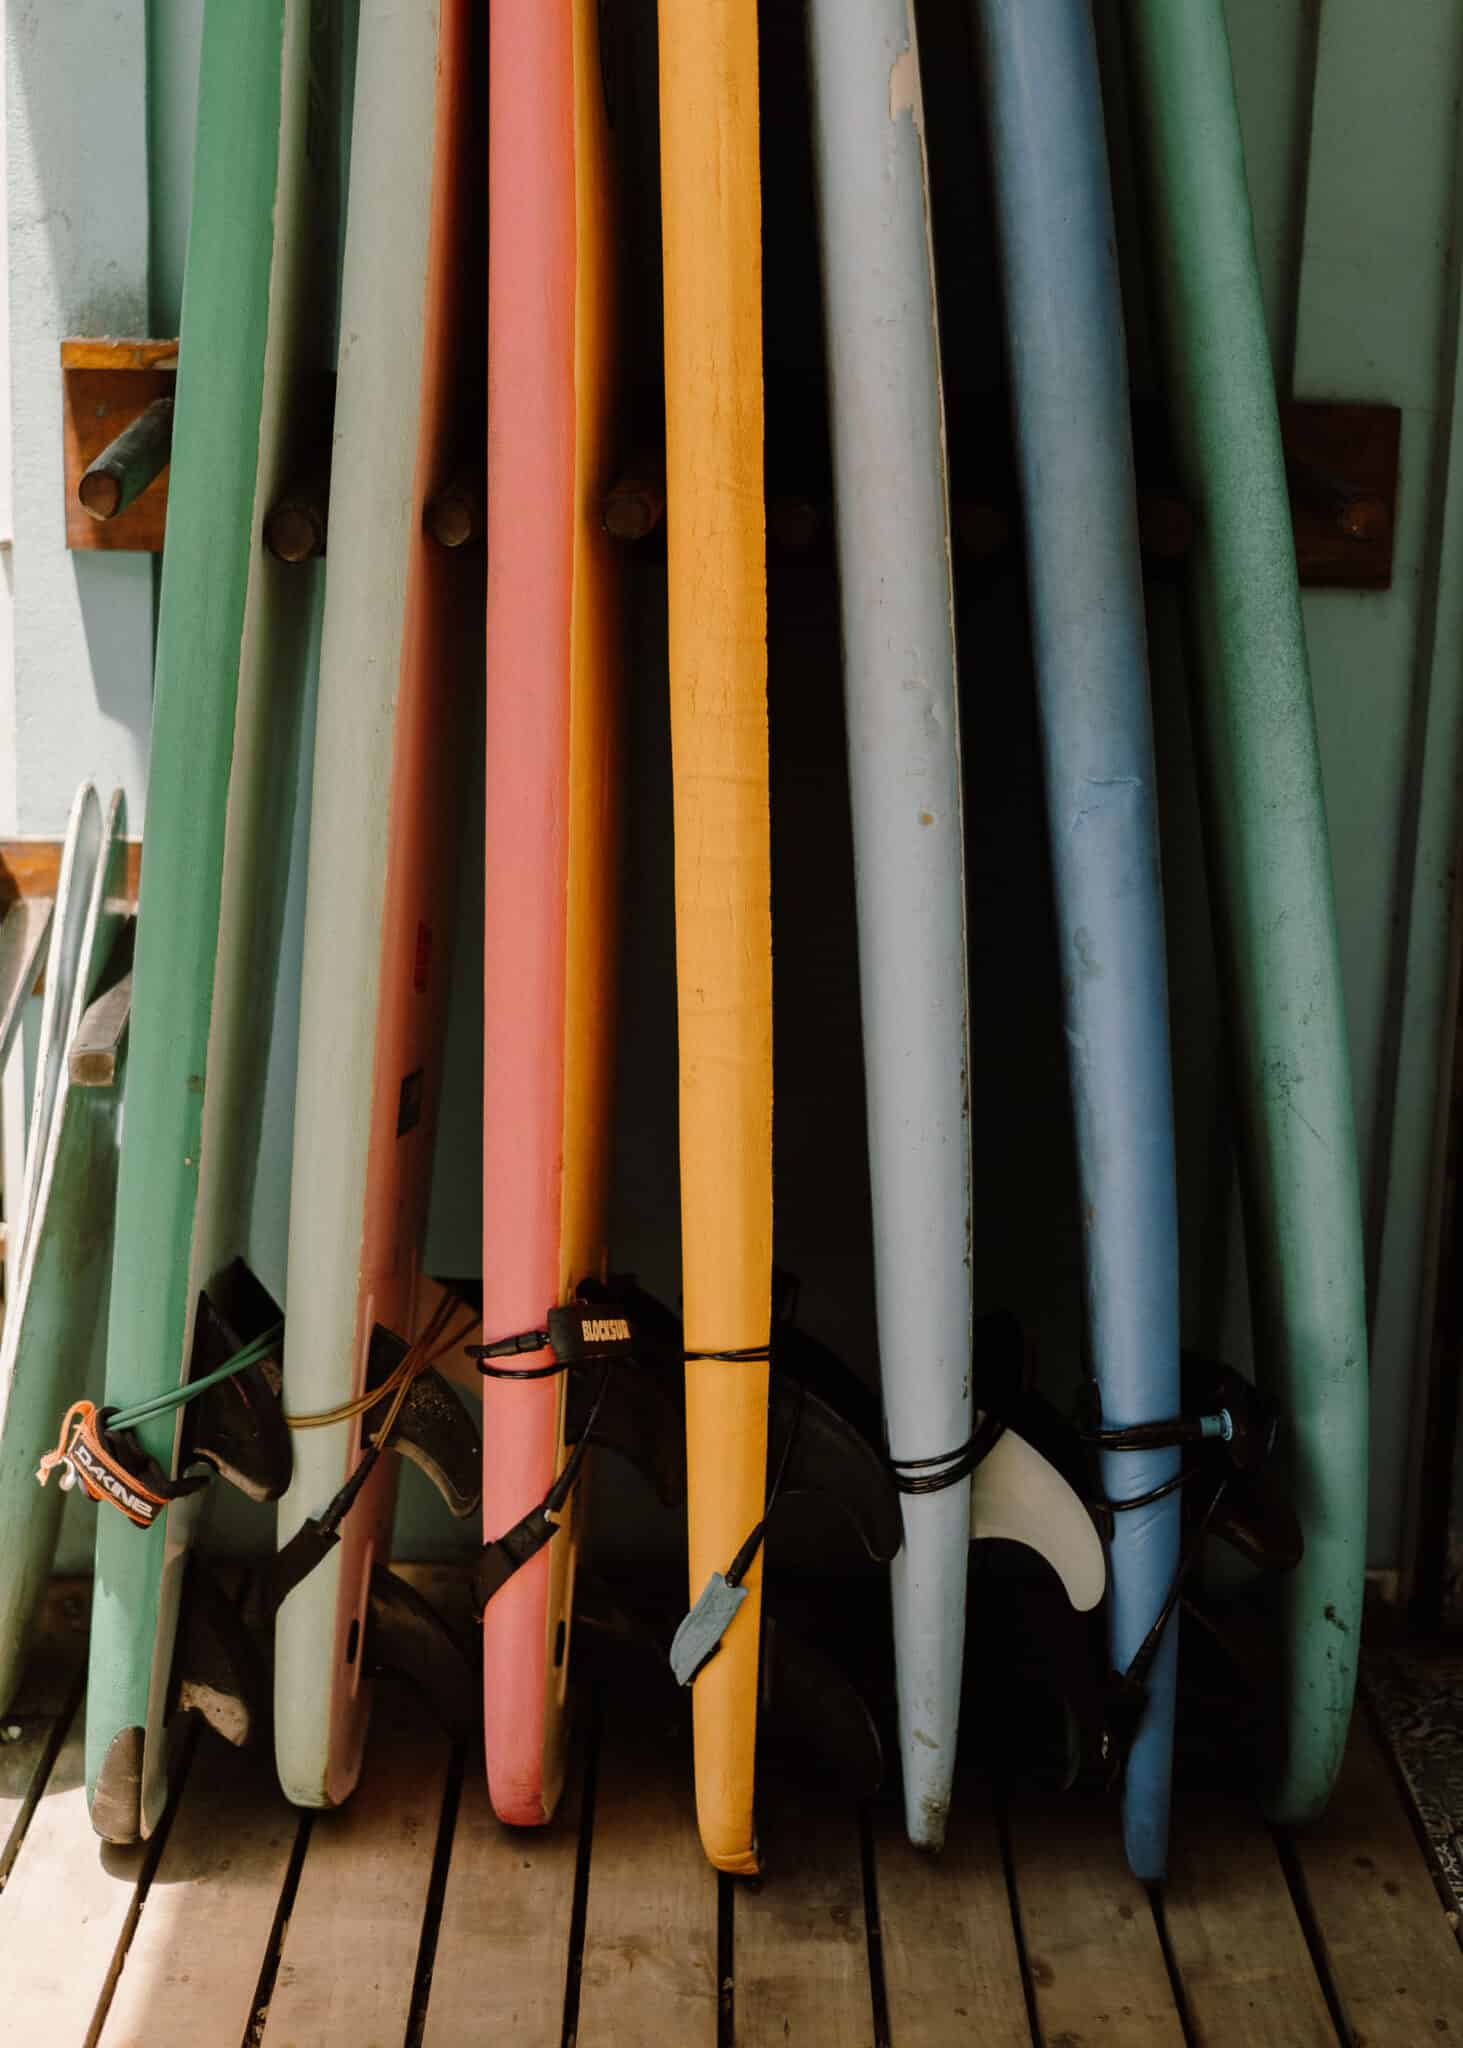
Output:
[[480, 0, 622, 1825], [658, 0, 774, 1875]]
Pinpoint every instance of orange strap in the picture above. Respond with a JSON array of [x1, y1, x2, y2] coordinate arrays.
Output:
[[36, 1400, 171, 1528]]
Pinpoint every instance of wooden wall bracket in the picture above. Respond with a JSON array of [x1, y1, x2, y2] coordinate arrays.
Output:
[[606, 390, 1402, 592], [0, 838, 142, 912], [61, 338, 178, 553]]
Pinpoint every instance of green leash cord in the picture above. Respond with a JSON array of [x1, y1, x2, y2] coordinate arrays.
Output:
[[108, 1321, 284, 1434]]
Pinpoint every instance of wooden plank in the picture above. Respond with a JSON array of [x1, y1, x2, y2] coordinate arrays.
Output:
[[60, 338, 180, 372], [262, 1683, 450, 2045], [1163, 1785, 1336, 2045], [419, 1751, 581, 2047], [874, 1787, 1032, 2047], [576, 1690, 719, 2043], [0, 840, 141, 913], [0, 1579, 89, 1883], [0, 1695, 149, 2038], [96, 1737, 298, 2048], [1007, 1792, 1185, 2044], [736, 1797, 871, 2046], [70, 971, 134, 1087], [1291, 1714, 1463, 2043]]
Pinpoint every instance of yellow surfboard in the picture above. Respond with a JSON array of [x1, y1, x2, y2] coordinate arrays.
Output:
[[657, 0, 772, 1875]]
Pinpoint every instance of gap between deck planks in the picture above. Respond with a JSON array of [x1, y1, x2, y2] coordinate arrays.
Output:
[[3, 1581, 1463, 2047]]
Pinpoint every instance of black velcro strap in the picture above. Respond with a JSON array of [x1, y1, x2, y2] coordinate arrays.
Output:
[[473, 1504, 564, 1611], [91, 1409, 211, 1515], [258, 1443, 383, 1618], [472, 1368, 609, 1616], [472, 1297, 639, 1376]]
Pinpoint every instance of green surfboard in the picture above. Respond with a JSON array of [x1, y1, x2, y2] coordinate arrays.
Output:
[[0, 787, 125, 1713], [86, 0, 346, 1842], [1123, 0, 1369, 1825]]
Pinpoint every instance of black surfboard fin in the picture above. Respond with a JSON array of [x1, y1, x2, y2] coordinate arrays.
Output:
[[364, 1565, 478, 1741], [1179, 1353, 1304, 1574], [766, 1324, 904, 1563], [576, 1578, 885, 1803], [180, 1261, 291, 1502], [757, 1613, 885, 1804], [365, 1323, 482, 1518], [171, 1553, 269, 1751], [562, 1278, 687, 1506]]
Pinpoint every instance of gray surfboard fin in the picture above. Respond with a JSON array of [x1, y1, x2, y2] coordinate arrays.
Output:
[[363, 1565, 478, 1741], [365, 1323, 482, 1518]]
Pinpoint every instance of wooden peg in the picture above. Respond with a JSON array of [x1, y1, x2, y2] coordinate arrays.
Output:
[[264, 468, 330, 563], [603, 466, 666, 542], [77, 396, 174, 522], [425, 463, 485, 549]]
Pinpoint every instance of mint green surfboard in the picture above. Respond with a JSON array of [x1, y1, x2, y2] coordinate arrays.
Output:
[[86, 0, 346, 1842], [0, 789, 129, 1713], [1123, 0, 1369, 1825]]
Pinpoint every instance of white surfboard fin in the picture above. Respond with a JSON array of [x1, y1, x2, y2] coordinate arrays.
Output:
[[969, 1423, 1106, 1612]]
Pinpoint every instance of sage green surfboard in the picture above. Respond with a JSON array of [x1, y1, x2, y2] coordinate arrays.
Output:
[[0, 790, 129, 1713], [86, 0, 348, 1842], [1123, 0, 1369, 1825]]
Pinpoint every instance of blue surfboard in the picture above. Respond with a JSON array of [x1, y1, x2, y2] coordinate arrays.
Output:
[[972, 0, 1184, 1880]]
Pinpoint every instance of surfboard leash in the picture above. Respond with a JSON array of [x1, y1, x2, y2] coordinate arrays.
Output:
[[35, 1320, 284, 1528], [469, 1287, 659, 1619], [1073, 1360, 1294, 1774], [669, 1368, 803, 1687], [255, 1292, 479, 1617]]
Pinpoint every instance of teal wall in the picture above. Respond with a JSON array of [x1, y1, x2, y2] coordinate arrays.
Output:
[[8, 0, 1463, 1580]]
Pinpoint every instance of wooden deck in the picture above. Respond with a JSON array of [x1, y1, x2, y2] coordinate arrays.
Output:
[[1, 1580, 1460, 2046]]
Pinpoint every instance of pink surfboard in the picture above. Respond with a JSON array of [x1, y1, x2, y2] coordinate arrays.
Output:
[[481, 0, 623, 1825]]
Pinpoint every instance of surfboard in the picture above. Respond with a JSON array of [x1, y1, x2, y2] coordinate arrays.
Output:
[[479, 0, 622, 1827], [11, 785, 104, 1274], [658, 0, 774, 1876], [86, 0, 342, 1843], [1123, 0, 1369, 1827], [804, 0, 1096, 1852], [973, 0, 1184, 1881], [0, 787, 124, 1712], [273, 0, 479, 1812]]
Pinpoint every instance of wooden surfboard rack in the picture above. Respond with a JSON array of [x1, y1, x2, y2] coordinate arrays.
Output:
[[605, 392, 1402, 591], [63, 339, 1400, 589]]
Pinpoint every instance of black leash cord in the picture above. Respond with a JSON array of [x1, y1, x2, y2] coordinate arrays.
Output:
[[723, 1376, 805, 1588], [890, 1408, 1006, 1496]]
